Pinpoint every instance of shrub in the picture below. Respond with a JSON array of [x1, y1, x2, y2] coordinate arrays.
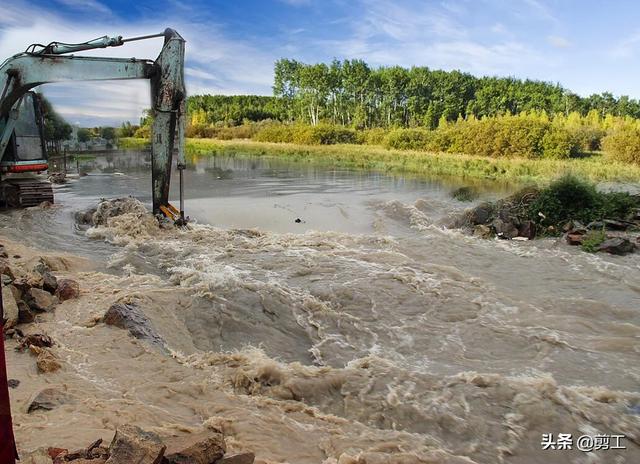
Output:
[[253, 124, 296, 143], [384, 129, 431, 150], [542, 127, 578, 159], [566, 125, 605, 152], [581, 230, 606, 252], [451, 186, 478, 202], [292, 125, 358, 145], [360, 128, 388, 145], [602, 125, 640, 165], [527, 174, 639, 229]]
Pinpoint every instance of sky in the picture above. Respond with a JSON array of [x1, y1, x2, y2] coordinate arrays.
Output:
[[2, 0, 640, 126]]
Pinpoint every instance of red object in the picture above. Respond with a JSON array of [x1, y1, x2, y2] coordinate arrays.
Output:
[[0, 289, 18, 464], [7, 163, 48, 173]]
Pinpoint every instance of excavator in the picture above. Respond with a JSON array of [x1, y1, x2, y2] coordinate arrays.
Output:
[[0, 28, 187, 463]]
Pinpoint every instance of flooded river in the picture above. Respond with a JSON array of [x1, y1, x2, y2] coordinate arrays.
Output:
[[2, 151, 640, 463]]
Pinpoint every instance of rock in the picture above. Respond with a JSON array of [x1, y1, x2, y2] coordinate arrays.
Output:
[[48, 172, 66, 184], [11, 276, 33, 293], [18, 300, 36, 323], [492, 218, 519, 239], [21, 447, 54, 464], [27, 387, 71, 413], [17, 333, 54, 350], [4, 327, 23, 339], [603, 219, 630, 231], [216, 453, 255, 464], [48, 447, 68, 460], [467, 203, 492, 225], [472, 224, 493, 239], [75, 208, 97, 226], [598, 238, 636, 255], [106, 424, 166, 464], [103, 303, 165, 348], [26, 287, 57, 312], [517, 220, 536, 240], [31, 346, 62, 373], [2, 284, 19, 329], [565, 228, 587, 246], [163, 432, 226, 464], [42, 271, 58, 294], [0, 260, 15, 279], [586, 221, 604, 230], [27, 257, 49, 276], [0, 245, 7, 259], [8, 379, 19, 388], [56, 278, 80, 301]]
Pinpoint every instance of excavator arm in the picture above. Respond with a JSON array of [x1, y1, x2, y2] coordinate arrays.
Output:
[[0, 28, 186, 217]]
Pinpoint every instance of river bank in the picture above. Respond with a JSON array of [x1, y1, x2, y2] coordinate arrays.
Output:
[[118, 137, 640, 184]]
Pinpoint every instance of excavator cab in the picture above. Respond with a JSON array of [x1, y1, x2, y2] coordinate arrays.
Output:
[[0, 92, 52, 207], [1, 92, 48, 170]]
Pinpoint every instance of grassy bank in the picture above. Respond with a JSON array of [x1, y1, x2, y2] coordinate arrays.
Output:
[[119, 137, 640, 184]]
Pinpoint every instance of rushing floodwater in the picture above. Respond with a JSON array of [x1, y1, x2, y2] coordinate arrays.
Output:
[[2, 151, 640, 463]]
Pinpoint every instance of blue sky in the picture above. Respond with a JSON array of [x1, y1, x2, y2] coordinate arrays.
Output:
[[2, 0, 640, 126]]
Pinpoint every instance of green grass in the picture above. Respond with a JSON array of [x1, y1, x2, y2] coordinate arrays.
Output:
[[119, 137, 151, 150], [119, 137, 640, 184], [581, 230, 607, 252]]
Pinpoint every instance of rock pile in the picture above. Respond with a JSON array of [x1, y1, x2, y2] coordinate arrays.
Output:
[[456, 189, 640, 254], [456, 188, 539, 241], [563, 220, 639, 255], [21, 424, 255, 464], [1, 245, 80, 374]]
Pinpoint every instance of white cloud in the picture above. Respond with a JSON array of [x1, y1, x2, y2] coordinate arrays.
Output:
[[55, 0, 112, 15], [547, 35, 571, 48]]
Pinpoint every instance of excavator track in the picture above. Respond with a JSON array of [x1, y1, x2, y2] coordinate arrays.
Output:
[[1, 179, 54, 208]]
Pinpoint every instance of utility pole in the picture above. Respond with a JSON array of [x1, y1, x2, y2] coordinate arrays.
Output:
[[0, 288, 18, 463]]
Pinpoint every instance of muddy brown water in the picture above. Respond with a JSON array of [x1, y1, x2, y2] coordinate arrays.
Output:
[[1, 152, 640, 463]]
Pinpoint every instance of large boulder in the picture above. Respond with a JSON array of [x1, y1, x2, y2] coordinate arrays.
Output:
[[56, 279, 80, 301], [2, 284, 19, 329], [103, 303, 165, 348], [163, 432, 226, 464], [598, 238, 636, 255], [27, 387, 72, 413], [26, 287, 57, 312], [106, 424, 166, 464]]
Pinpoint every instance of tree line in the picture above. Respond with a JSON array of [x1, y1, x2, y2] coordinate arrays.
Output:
[[270, 59, 640, 128], [184, 59, 640, 131]]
